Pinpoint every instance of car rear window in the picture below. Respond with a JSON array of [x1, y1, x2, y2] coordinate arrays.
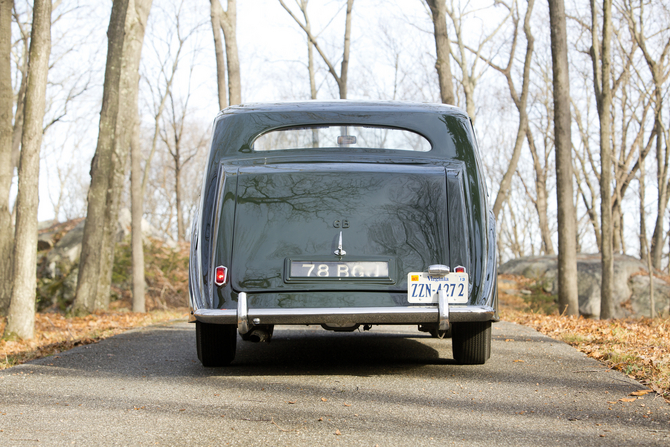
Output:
[[253, 125, 431, 152]]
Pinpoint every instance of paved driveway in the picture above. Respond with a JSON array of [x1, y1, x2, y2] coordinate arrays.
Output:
[[1, 321, 668, 446]]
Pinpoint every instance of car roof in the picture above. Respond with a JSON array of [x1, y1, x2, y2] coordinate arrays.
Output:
[[215, 100, 468, 120]]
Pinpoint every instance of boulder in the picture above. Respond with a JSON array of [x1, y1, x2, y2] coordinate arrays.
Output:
[[37, 210, 164, 310], [499, 254, 670, 318]]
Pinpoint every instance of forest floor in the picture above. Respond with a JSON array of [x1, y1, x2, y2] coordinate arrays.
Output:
[[1, 273, 668, 403], [499, 274, 670, 403]]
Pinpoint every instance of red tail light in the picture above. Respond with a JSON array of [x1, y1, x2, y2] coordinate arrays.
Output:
[[215, 266, 228, 286], [454, 266, 466, 273]]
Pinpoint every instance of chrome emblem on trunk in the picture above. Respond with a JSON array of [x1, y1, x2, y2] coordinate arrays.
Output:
[[334, 231, 347, 256]]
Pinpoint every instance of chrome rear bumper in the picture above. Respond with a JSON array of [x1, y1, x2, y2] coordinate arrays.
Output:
[[192, 292, 495, 333]]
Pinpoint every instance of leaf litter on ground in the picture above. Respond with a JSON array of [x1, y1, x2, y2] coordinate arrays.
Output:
[[500, 274, 670, 403]]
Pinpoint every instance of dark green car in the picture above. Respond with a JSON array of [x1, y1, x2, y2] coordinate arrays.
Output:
[[189, 101, 498, 366]]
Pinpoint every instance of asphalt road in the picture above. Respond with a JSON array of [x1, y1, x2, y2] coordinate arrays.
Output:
[[1, 320, 668, 446]]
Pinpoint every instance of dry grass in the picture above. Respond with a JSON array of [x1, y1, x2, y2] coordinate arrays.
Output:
[[500, 275, 670, 403], [0, 309, 188, 370]]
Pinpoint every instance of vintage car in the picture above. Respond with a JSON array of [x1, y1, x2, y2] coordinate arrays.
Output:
[[189, 101, 498, 366]]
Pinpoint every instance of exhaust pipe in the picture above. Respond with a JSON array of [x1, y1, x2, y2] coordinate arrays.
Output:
[[241, 325, 274, 343]]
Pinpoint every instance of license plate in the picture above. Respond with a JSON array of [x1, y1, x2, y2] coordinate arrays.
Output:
[[290, 261, 389, 278], [407, 272, 468, 304]]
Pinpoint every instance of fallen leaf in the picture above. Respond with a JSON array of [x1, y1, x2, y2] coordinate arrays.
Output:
[[513, 359, 524, 363], [335, 429, 342, 435], [344, 403, 351, 407], [318, 417, 323, 422], [630, 390, 652, 396], [505, 339, 514, 342], [619, 398, 636, 403], [288, 401, 296, 404], [606, 401, 617, 404], [321, 397, 328, 402], [179, 408, 186, 411]]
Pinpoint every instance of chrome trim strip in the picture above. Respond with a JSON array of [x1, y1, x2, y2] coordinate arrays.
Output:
[[438, 289, 450, 331], [237, 292, 250, 334], [194, 305, 494, 325], [207, 164, 227, 308]]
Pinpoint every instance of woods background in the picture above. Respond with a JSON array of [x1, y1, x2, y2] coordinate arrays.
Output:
[[0, 0, 668, 337]]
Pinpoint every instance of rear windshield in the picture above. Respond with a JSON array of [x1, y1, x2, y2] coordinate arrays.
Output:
[[253, 125, 431, 152]]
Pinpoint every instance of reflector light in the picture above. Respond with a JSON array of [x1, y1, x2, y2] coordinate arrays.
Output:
[[454, 266, 466, 273], [215, 266, 227, 286]]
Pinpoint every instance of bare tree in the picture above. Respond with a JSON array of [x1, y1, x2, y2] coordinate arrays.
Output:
[[212, 0, 241, 104], [426, 0, 455, 105], [121, 0, 153, 314], [287, 0, 318, 100], [279, 0, 354, 99], [3, 0, 51, 340], [132, 0, 200, 310], [160, 86, 203, 242], [74, 0, 129, 313], [620, 0, 670, 270], [74, 0, 131, 314], [590, 0, 615, 319], [209, 0, 227, 109], [445, 0, 510, 122], [10, 7, 29, 172], [479, 0, 534, 223], [549, 0, 579, 315], [0, 0, 13, 315]]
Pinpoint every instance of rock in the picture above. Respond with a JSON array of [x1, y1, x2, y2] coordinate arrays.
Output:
[[37, 210, 166, 310], [499, 254, 670, 318], [37, 233, 54, 251]]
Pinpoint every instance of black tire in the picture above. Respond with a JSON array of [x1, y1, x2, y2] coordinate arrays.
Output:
[[196, 321, 237, 367], [451, 321, 491, 365]]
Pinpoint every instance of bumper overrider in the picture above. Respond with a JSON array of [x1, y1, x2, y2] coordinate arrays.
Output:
[[192, 290, 495, 335]]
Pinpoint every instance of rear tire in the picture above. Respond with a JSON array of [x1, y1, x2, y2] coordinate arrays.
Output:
[[196, 321, 237, 367], [451, 321, 491, 365]]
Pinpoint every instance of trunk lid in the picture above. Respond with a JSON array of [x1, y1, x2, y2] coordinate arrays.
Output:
[[230, 163, 454, 292]]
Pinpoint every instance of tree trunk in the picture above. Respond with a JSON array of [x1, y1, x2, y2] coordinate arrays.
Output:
[[95, 0, 152, 311], [126, 0, 153, 315], [299, 0, 317, 100], [650, 126, 667, 269], [491, 0, 534, 220], [175, 161, 183, 241], [130, 101, 145, 313], [640, 153, 647, 260], [548, 0, 579, 316], [10, 30, 28, 172], [0, 0, 14, 315], [426, 0, 455, 105], [215, 0, 241, 105], [527, 132, 555, 255], [74, 0, 130, 314], [338, 0, 354, 99], [210, 0, 227, 109], [278, 0, 354, 101], [3, 0, 51, 340], [590, 0, 614, 319]]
